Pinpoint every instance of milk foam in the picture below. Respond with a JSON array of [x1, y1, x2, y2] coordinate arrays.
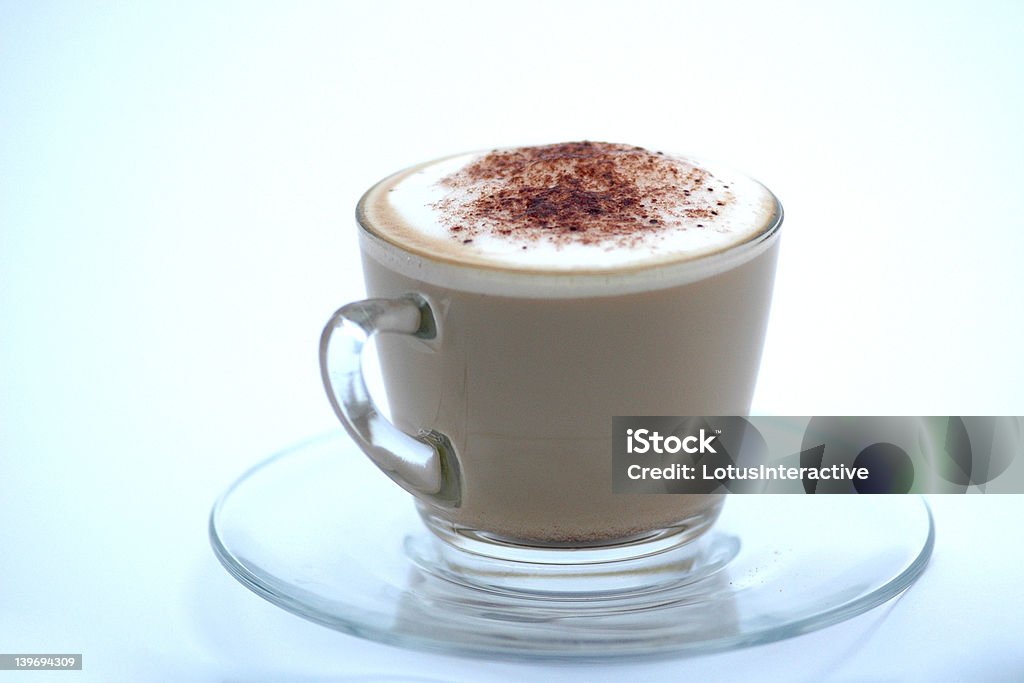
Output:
[[360, 145, 779, 273]]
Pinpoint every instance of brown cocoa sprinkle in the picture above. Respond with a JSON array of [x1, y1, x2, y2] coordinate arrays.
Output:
[[433, 141, 734, 247]]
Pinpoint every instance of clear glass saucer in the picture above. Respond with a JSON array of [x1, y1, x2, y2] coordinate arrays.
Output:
[[209, 431, 934, 661]]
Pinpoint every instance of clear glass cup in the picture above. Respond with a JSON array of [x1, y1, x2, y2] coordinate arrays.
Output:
[[319, 152, 783, 591]]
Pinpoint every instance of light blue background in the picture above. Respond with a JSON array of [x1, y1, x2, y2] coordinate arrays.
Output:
[[2, 1, 1022, 680]]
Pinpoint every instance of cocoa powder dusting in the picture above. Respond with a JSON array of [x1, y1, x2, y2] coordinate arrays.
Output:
[[433, 141, 735, 249]]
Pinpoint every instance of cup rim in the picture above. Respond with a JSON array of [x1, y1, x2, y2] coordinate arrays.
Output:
[[355, 148, 783, 297]]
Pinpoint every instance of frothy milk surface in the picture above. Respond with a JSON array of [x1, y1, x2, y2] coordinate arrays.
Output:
[[360, 141, 780, 273]]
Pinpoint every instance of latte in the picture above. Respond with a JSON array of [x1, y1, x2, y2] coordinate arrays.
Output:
[[343, 142, 782, 544]]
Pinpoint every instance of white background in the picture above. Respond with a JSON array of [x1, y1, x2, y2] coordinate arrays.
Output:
[[2, 1, 1023, 680]]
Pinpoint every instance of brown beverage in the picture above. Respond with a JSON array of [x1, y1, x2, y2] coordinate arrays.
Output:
[[328, 142, 781, 546]]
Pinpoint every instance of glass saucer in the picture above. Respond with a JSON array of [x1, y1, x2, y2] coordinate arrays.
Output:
[[209, 431, 934, 661]]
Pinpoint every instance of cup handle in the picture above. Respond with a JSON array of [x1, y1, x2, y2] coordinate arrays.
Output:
[[319, 294, 460, 506]]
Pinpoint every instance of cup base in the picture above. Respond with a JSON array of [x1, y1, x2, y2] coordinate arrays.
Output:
[[210, 431, 934, 661], [411, 509, 732, 596]]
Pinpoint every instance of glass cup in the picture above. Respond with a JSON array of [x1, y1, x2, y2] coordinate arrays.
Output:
[[320, 153, 783, 592]]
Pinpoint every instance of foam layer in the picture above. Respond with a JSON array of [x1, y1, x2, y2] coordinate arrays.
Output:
[[359, 142, 779, 273]]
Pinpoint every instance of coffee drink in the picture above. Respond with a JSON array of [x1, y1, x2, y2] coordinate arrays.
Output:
[[340, 142, 782, 545]]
